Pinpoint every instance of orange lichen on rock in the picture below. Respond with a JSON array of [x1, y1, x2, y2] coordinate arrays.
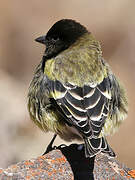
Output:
[[24, 160, 34, 166], [128, 170, 135, 178], [0, 145, 134, 180], [0, 149, 73, 180], [55, 156, 67, 163]]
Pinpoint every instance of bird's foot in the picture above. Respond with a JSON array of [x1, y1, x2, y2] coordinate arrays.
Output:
[[57, 144, 67, 149]]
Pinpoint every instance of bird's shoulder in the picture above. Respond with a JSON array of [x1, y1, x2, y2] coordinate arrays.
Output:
[[44, 34, 108, 87]]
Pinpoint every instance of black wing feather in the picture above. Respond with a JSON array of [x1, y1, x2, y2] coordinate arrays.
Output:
[[49, 77, 111, 138], [65, 92, 84, 109]]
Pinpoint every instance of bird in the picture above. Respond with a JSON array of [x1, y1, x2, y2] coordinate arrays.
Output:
[[27, 19, 128, 158]]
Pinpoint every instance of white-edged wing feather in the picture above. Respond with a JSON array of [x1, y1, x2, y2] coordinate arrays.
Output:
[[49, 77, 112, 138]]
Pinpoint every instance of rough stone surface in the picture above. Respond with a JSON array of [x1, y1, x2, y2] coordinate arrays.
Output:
[[94, 154, 135, 180], [0, 150, 73, 180], [0, 144, 134, 180]]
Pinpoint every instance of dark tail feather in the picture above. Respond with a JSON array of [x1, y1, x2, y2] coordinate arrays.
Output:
[[84, 137, 116, 158]]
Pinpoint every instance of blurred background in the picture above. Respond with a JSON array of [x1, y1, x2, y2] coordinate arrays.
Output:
[[0, 0, 135, 168]]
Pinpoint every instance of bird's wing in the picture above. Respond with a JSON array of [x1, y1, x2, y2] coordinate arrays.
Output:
[[48, 76, 112, 138], [44, 48, 111, 138]]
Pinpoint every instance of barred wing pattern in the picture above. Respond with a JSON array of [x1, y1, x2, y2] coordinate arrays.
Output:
[[49, 77, 115, 157]]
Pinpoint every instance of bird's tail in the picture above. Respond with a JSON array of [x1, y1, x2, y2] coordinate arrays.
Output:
[[84, 137, 116, 158]]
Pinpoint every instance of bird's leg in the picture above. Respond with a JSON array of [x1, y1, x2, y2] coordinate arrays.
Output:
[[43, 134, 57, 155]]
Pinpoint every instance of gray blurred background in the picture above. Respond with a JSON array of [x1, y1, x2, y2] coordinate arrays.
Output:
[[0, 0, 135, 168]]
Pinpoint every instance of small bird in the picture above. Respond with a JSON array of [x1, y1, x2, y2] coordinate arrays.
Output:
[[28, 19, 128, 158]]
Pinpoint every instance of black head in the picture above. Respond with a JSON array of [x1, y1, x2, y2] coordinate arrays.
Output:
[[35, 19, 88, 59]]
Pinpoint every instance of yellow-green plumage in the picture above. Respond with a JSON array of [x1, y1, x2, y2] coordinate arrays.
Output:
[[45, 33, 107, 87]]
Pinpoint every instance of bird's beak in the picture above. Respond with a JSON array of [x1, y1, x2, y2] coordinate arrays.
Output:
[[35, 35, 46, 44]]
